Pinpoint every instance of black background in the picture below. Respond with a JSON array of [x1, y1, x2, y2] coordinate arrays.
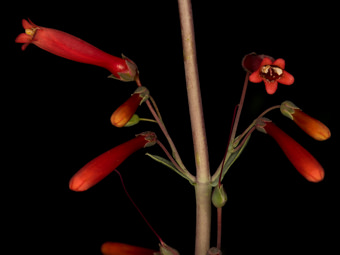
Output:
[[5, 1, 338, 254]]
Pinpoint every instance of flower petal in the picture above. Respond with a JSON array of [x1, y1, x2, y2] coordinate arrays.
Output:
[[249, 70, 263, 83], [22, 19, 34, 29], [278, 70, 295, 85], [15, 33, 31, 44], [15, 33, 32, 51], [264, 80, 278, 94], [272, 58, 285, 69], [260, 57, 274, 66]]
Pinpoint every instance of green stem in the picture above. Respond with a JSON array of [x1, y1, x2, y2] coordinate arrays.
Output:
[[145, 99, 189, 172], [178, 0, 211, 254], [138, 118, 158, 123], [149, 95, 163, 122]]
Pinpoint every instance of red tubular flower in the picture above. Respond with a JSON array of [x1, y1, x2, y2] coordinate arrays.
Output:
[[256, 118, 324, 182], [281, 101, 331, 141], [249, 57, 294, 94], [101, 242, 157, 255], [110, 87, 149, 127], [15, 19, 138, 81], [69, 132, 157, 191]]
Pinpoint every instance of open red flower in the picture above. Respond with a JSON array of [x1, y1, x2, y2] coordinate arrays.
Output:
[[256, 118, 325, 182], [110, 87, 149, 127], [15, 19, 138, 81], [281, 101, 331, 141], [249, 58, 294, 94], [101, 242, 157, 255], [69, 132, 157, 191]]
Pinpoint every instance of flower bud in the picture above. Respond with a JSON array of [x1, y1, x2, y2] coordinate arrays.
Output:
[[69, 132, 157, 191], [110, 86, 149, 128], [212, 185, 228, 208], [280, 101, 331, 141], [255, 118, 325, 182]]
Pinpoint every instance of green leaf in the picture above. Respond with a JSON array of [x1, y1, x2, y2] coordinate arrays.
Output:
[[146, 153, 194, 184], [211, 133, 252, 187]]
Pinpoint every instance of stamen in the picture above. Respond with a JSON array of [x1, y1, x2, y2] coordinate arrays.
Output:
[[260, 65, 283, 81], [25, 28, 37, 36]]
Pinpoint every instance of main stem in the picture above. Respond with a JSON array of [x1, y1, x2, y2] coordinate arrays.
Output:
[[178, 0, 211, 254]]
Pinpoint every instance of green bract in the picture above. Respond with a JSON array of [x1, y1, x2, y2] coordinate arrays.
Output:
[[212, 184, 227, 208], [211, 133, 251, 187]]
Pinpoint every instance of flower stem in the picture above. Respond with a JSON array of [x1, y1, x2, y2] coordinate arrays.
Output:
[[229, 72, 250, 144], [216, 207, 222, 250], [149, 95, 163, 122], [156, 140, 195, 182], [114, 169, 164, 244], [136, 76, 188, 173], [257, 105, 281, 118], [212, 72, 250, 183], [138, 118, 158, 123], [218, 104, 239, 186], [145, 99, 188, 172], [178, 0, 211, 254]]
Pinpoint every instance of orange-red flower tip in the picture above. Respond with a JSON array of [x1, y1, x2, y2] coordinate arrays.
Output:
[[110, 87, 149, 128], [280, 101, 331, 141], [293, 109, 331, 141], [249, 57, 294, 94], [15, 19, 138, 81], [256, 118, 325, 182], [101, 242, 157, 255], [69, 132, 157, 191]]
